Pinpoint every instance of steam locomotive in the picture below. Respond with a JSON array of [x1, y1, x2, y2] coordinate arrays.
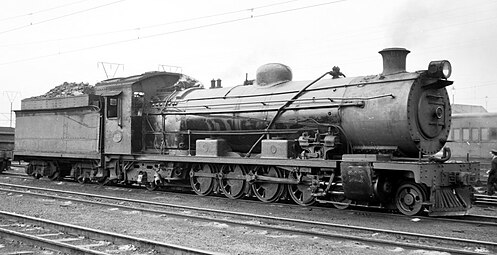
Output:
[[14, 48, 479, 216]]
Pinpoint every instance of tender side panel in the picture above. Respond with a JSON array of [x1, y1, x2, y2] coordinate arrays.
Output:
[[15, 109, 100, 157], [0, 127, 14, 151]]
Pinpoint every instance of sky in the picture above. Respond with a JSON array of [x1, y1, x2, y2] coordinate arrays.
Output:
[[0, 0, 496, 127]]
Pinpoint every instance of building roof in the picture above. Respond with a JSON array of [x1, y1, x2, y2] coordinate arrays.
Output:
[[451, 104, 487, 114]]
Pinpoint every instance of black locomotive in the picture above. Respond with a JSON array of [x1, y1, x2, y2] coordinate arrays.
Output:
[[14, 48, 479, 216]]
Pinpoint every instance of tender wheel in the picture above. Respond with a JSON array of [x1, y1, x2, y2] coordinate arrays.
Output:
[[251, 166, 284, 203], [76, 171, 90, 184], [74, 167, 85, 183], [395, 183, 426, 216], [190, 164, 215, 196], [77, 176, 87, 184], [97, 176, 110, 186], [49, 171, 62, 181], [287, 172, 316, 206], [26, 164, 34, 176], [219, 165, 246, 199], [0, 161, 5, 173]]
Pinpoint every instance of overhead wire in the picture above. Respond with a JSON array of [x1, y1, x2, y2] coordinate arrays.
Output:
[[0, 0, 346, 66], [0, 0, 127, 36], [0, 0, 93, 22], [0, 0, 303, 48], [0, 0, 495, 98]]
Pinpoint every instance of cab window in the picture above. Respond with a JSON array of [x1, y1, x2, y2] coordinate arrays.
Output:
[[107, 97, 118, 118]]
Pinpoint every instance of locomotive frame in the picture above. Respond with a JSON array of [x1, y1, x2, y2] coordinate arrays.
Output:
[[14, 48, 479, 216]]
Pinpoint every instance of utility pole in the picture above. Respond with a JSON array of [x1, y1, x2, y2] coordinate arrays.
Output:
[[3, 91, 20, 127], [451, 86, 455, 105], [98, 62, 124, 78], [158, 64, 182, 74]]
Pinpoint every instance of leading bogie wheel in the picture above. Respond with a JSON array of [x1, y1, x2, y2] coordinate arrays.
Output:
[[145, 180, 159, 191], [330, 183, 351, 210], [395, 182, 426, 216]]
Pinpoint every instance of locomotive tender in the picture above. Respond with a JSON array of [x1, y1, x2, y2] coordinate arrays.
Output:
[[14, 48, 479, 216], [0, 127, 14, 172]]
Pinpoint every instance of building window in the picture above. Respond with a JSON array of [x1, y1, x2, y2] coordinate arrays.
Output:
[[462, 128, 470, 141], [482, 128, 490, 141], [453, 128, 461, 142], [490, 128, 497, 141], [471, 128, 479, 142]]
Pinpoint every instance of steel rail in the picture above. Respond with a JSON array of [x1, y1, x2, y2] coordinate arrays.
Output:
[[1, 174, 494, 223], [0, 210, 220, 255], [0, 224, 109, 255], [0, 183, 494, 255], [474, 194, 497, 206]]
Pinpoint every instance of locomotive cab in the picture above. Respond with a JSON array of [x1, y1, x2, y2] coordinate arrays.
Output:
[[94, 72, 185, 156]]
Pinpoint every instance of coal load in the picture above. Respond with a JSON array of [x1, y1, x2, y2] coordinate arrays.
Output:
[[31, 82, 94, 99]]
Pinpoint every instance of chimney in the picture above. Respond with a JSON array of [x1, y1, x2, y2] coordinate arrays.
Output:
[[379, 48, 410, 75], [210, 79, 216, 89], [216, 79, 222, 88]]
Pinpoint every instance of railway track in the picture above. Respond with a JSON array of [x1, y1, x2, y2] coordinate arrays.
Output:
[[3, 170, 497, 212], [475, 194, 497, 206], [0, 210, 218, 255], [0, 182, 495, 255]]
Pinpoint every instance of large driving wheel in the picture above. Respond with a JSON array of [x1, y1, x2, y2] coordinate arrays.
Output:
[[395, 183, 426, 216], [287, 172, 316, 206], [251, 166, 284, 203], [219, 165, 246, 199], [190, 164, 215, 196]]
